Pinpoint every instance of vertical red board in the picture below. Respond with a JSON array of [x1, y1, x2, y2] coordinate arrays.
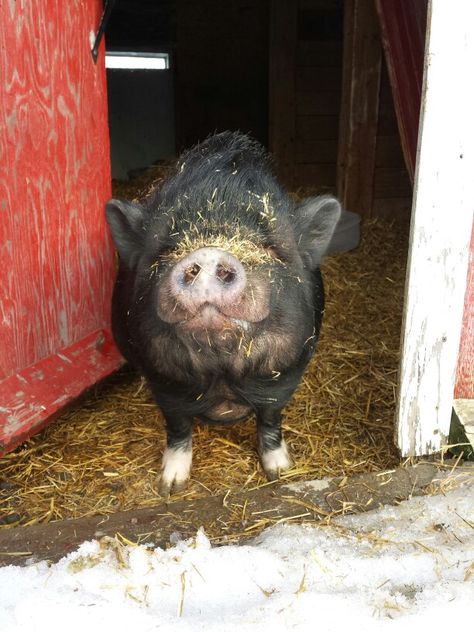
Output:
[[375, 0, 427, 181], [455, 224, 474, 399], [0, 1, 123, 452], [376, 1, 473, 400]]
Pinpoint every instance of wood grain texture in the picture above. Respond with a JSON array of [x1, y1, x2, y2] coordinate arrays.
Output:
[[455, 223, 474, 399], [373, 168, 412, 199], [336, 0, 382, 217], [375, 135, 406, 168], [0, 1, 122, 445], [375, 0, 427, 182], [295, 138, 338, 164], [297, 41, 342, 68], [296, 115, 340, 140], [296, 67, 342, 92], [269, 0, 298, 187], [396, 0, 474, 455], [296, 91, 341, 117], [175, 0, 269, 150], [372, 62, 412, 217], [294, 164, 337, 190], [0, 330, 124, 455]]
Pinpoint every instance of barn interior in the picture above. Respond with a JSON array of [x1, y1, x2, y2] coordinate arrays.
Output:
[[0, 0, 419, 532], [105, 0, 412, 216]]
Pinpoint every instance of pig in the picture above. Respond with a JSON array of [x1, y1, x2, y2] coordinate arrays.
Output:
[[105, 131, 341, 495]]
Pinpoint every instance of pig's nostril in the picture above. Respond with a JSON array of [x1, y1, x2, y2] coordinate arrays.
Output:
[[183, 263, 202, 285], [216, 264, 237, 284]]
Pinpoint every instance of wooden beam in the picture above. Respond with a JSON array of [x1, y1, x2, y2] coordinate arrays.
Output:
[[396, 0, 474, 456], [336, 0, 382, 217], [269, 0, 297, 187]]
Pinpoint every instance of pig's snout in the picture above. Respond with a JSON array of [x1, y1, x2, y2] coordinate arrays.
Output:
[[158, 246, 270, 328], [169, 247, 247, 314]]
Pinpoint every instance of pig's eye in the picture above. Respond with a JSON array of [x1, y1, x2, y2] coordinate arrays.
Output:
[[264, 245, 284, 261], [159, 245, 175, 258]]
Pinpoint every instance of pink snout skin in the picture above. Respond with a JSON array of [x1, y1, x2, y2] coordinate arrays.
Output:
[[168, 247, 247, 315]]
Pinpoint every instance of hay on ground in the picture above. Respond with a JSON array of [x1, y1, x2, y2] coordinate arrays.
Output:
[[0, 178, 409, 533]]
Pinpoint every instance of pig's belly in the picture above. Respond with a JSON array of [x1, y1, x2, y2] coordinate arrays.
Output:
[[200, 400, 252, 424]]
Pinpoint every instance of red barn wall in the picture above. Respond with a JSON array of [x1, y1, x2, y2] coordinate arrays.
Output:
[[455, 223, 474, 399]]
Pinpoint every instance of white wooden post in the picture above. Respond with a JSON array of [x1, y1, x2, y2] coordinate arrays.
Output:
[[396, 0, 474, 455]]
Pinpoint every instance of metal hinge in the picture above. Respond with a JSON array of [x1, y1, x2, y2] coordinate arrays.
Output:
[[91, 0, 117, 63]]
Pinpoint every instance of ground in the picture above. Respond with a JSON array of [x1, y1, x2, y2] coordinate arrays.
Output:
[[0, 469, 472, 631], [0, 217, 407, 531]]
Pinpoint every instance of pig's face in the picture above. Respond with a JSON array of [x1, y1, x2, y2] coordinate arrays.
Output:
[[150, 198, 303, 343], [107, 183, 340, 377], [107, 183, 335, 376]]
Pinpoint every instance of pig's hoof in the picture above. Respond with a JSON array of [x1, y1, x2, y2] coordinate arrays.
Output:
[[260, 441, 292, 481], [158, 446, 192, 496]]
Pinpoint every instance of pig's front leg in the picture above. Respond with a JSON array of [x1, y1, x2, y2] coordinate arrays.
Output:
[[159, 414, 193, 496], [256, 406, 292, 480]]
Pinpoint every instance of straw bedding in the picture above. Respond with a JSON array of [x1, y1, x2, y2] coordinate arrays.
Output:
[[0, 168, 409, 529]]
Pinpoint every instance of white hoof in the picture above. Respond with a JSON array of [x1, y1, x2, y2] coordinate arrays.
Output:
[[159, 446, 192, 496], [260, 441, 291, 480]]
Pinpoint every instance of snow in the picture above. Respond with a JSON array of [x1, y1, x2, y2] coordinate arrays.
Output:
[[1, 474, 473, 632]]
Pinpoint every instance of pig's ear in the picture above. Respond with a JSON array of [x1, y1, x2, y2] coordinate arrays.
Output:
[[105, 199, 145, 268], [295, 195, 341, 268]]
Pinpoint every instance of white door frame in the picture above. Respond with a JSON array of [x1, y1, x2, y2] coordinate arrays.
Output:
[[396, 0, 474, 455]]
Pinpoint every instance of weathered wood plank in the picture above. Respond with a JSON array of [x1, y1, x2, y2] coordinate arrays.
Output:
[[375, 135, 406, 168], [375, 0, 427, 182], [269, 0, 298, 187], [0, 330, 124, 455], [0, 464, 438, 567], [298, 0, 342, 11], [371, 197, 412, 221], [295, 138, 338, 164], [296, 66, 342, 92], [0, 0, 122, 448], [377, 107, 399, 136], [336, 0, 382, 217], [296, 115, 340, 140], [175, 0, 269, 150], [396, 0, 474, 455], [297, 41, 342, 68], [0, 0, 114, 379], [295, 91, 341, 116], [294, 164, 336, 190], [373, 167, 412, 199], [455, 224, 474, 399]]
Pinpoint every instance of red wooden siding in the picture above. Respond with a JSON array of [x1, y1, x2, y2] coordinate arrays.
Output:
[[455, 224, 474, 399], [376, 0, 473, 399], [375, 0, 427, 181], [0, 0, 122, 453]]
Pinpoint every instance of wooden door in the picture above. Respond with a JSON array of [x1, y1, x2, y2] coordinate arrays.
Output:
[[0, 0, 122, 453]]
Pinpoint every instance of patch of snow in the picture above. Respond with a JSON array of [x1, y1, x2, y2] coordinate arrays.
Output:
[[0, 474, 473, 631]]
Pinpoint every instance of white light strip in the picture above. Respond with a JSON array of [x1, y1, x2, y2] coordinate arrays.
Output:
[[105, 54, 169, 70]]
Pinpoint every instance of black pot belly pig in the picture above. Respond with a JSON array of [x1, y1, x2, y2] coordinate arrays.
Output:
[[106, 131, 341, 495]]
